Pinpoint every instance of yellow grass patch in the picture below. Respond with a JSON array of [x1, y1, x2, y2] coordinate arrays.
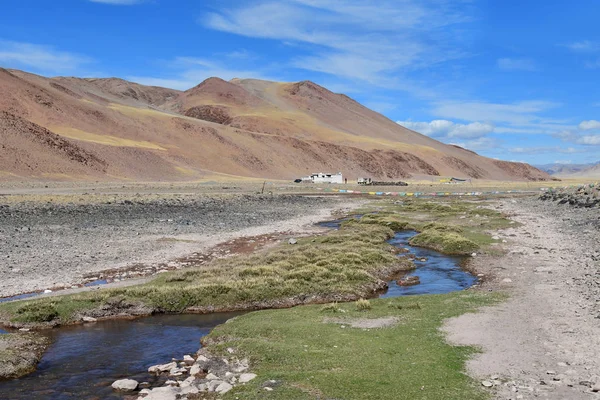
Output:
[[50, 127, 166, 150]]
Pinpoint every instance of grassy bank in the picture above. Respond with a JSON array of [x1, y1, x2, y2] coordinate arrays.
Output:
[[0, 198, 511, 327], [204, 291, 503, 399], [0, 333, 50, 379], [0, 223, 413, 326]]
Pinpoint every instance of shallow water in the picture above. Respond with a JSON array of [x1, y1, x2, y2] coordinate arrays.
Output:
[[0, 217, 474, 398], [0, 292, 41, 304], [381, 231, 475, 297], [317, 217, 476, 297], [0, 312, 241, 400]]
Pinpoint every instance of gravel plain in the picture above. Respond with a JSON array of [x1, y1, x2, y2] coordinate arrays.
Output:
[[0, 193, 341, 298]]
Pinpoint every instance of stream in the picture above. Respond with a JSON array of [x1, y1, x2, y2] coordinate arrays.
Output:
[[0, 217, 476, 399]]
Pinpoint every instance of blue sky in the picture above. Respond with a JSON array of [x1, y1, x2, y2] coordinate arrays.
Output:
[[1, 0, 599, 165]]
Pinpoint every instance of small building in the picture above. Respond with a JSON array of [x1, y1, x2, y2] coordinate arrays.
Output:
[[302, 172, 343, 184], [357, 177, 372, 185]]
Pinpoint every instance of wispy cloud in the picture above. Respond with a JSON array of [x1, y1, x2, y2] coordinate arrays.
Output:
[[564, 40, 600, 53], [450, 137, 501, 152], [497, 57, 536, 71], [397, 119, 494, 139], [127, 57, 277, 90], [432, 100, 560, 125], [201, 0, 474, 87], [89, 0, 145, 4], [0, 40, 91, 74], [509, 146, 579, 154]]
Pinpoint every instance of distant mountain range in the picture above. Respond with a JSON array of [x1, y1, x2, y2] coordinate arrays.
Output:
[[536, 162, 600, 177], [0, 68, 550, 182]]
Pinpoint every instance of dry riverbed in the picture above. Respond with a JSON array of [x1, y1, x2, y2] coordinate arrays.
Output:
[[0, 193, 351, 298]]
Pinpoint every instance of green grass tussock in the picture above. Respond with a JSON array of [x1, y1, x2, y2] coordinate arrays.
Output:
[[409, 230, 479, 255]]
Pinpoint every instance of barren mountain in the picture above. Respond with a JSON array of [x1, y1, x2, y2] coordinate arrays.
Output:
[[537, 162, 600, 178], [0, 68, 550, 182]]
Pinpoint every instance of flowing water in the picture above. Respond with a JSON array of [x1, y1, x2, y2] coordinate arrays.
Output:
[[0, 217, 475, 399], [0, 313, 241, 399]]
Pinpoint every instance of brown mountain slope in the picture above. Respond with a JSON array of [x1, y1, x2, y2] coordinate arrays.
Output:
[[0, 68, 550, 182]]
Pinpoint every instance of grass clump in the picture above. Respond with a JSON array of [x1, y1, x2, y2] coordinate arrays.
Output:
[[409, 230, 479, 255], [320, 302, 344, 313], [355, 298, 372, 311], [14, 302, 59, 323], [358, 213, 412, 231]]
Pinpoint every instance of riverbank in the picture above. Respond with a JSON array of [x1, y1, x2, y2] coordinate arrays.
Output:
[[0, 332, 49, 380], [444, 197, 600, 399]]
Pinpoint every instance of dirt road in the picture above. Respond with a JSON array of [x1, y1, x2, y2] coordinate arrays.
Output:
[[444, 197, 600, 399]]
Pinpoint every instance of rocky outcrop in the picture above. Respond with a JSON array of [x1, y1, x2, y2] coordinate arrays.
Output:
[[126, 348, 258, 399], [539, 184, 600, 208]]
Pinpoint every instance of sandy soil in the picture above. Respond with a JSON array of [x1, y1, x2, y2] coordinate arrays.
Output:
[[444, 197, 600, 399], [0, 193, 359, 298]]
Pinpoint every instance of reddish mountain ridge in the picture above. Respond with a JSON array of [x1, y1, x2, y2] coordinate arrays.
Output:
[[0, 68, 550, 181]]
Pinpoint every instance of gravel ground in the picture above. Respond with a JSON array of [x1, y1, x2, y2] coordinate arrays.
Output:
[[0, 194, 344, 298], [444, 196, 600, 399]]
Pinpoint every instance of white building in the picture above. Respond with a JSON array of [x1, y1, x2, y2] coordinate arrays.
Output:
[[305, 172, 343, 184]]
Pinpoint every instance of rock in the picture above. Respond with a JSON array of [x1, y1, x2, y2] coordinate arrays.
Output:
[[189, 364, 201, 376], [471, 253, 477, 257], [288, 238, 298, 245], [139, 382, 151, 389], [197, 383, 208, 392], [183, 354, 194, 365], [546, 370, 557, 375], [216, 382, 233, 394], [141, 386, 180, 400], [397, 275, 420, 286], [208, 380, 224, 392], [592, 384, 600, 392], [481, 380, 493, 388], [43, 289, 52, 294], [111, 378, 138, 392], [164, 380, 178, 386], [82, 316, 97, 323], [206, 372, 219, 380], [502, 278, 512, 283], [239, 373, 257, 383], [148, 361, 177, 373]]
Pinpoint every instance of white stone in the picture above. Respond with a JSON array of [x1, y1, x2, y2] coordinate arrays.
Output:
[[208, 380, 224, 392], [189, 364, 201, 376], [288, 238, 298, 245], [148, 362, 177, 373], [82, 316, 97, 322], [264, 387, 274, 391], [43, 289, 52, 294], [502, 278, 513, 283], [183, 355, 194, 365], [206, 373, 219, 380], [239, 373, 257, 383], [111, 378, 139, 392], [471, 253, 477, 257], [216, 382, 233, 394], [481, 380, 493, 388], [142, 386, 180, 400]]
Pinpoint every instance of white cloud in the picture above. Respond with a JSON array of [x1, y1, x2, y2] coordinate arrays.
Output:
[[127, 57, 277, 90], [497, 58, 536, 71], [0, 40, 91, 74], [450, 137, 500, 152], [89, 0, 144, 4], [576, 135, 600, 145], [579, 120, 600, 130], [564, 40, 600, 53], [398, 119, 494, 139], [201, 1, 472, 86], [432, 100, 560, 125], [509, 146, 579, 154]]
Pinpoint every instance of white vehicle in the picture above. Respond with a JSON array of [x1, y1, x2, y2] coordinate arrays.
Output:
[[304, 172, 343, 184]]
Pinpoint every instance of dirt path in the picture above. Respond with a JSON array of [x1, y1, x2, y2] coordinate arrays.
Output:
[[444, 198, 600, 399]]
